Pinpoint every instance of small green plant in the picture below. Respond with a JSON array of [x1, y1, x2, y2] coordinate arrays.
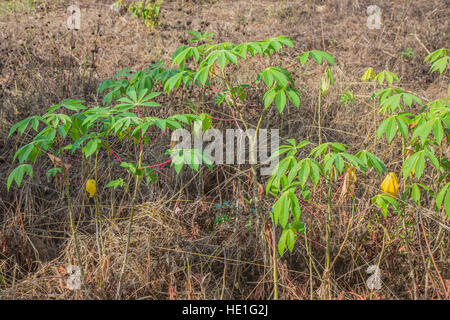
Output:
[[126, 0, 163, 29], [400, 48, 415, 60], [264, 48, 448, 299], [340, 91, 354, 106], [371, 81, 448, 218]]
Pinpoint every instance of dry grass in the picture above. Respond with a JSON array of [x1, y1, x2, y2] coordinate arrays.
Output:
[[0, 0, 448, 299]]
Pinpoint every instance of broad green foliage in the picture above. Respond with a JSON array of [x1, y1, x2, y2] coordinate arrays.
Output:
[[372, 193, 399, 218], [259, 67, 300, 112], [156, 32, 335, 257], [355, 150, 387, 175], [268, 48, 448, 257], [10, 32, 331, 192], [187, 30, 215, 43], [105, 178, 125, 190], [167, 33, 307, 114], [436, 182, 450, 218], [8, 63, 205, 191]]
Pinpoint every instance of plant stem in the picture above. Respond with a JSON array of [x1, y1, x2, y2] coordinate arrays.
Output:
[[60, 142, 86, 289], [94, 150, 103, 259], [323, 172, 333, 299], [305, 213, 314, 299], [271, 218, 278, 300], [373, 82, 377, 145], [220, 68, 264, 218], [186, 255, 192, 300], [220, 249, 227, 300], [318, 87, 322, 145]]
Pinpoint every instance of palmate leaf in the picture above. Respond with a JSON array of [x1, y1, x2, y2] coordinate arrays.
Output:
[[376, 115, 411, 143], [170, 148, 213, 174], [187, 30, 215, 43], [372, 194, 399, 217], [46, 167, 62, 179], [164, 71, 186, 94], [277, 228, 298, 256], [60, 99, 87, 111], [275, 89, 287, 113], [9, 116, 35, 137], [286, 88, 301, 109], [374, 70, 399, 86], [410, 183, 421, 205], [263, 87, 277, 110], [138, 91, 161, 107], [425, 49, 449, 74], [411, 118, 446, 146], [272, 191, 289, 228], [256, 36, 293, 57], [105, 178, 125, 190], [13, 143, 38, 164], [259, 67, 291, 88], [82, 138, 101, 158], [361, 67, 376, 82], [297, 50, 335, 66], [356, 150, 387, 175], [402, 149, 439, 181], [7, 164, 33, 191]]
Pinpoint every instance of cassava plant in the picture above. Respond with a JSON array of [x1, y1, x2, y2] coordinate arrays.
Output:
[[266, 138, 386, 298], [115, 0, 163, 30], [164, 31, 335, 218], [159, 31, 336, 299], [7, 66, 210, 295]]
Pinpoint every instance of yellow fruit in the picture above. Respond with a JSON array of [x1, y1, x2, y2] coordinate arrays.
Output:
[[86, 179, 96, 198], [380, 172, 399, 197]]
